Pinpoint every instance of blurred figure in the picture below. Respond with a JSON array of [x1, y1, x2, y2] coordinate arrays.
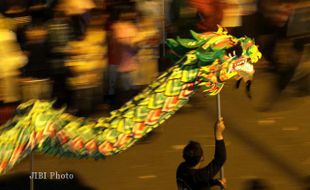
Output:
[[28, 0, 58, 24], [240, 0, 262, 39], [246, 0, 310, 111], [65, 25, 107, 115], [106, 7, 139, 106], [47, 7, 73, 107], [134, 0, 161, 87], [176, 118, 226, 190], [22, 25, 50, 78], [243, 178, 271, 190], [293, 44, 310, 95], [0, 14, 27, 104], [58, 0, 95, 39], [287, 3, 310, 96], [187, 0, 225, 32], [20, 25, 53, 102], [221, 0, 243, 37]]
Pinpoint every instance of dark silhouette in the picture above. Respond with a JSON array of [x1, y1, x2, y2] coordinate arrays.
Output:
[[176, 118, 226, 190]]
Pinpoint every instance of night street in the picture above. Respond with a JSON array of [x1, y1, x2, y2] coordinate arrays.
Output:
[[1, 0, 310, 189]]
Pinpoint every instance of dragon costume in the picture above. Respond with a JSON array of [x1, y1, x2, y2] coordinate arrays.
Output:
[[0, 27, 261, 175]]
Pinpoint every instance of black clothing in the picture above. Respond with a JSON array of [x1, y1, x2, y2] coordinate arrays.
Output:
[[22, 40, 51, 79], [176, 140, 226, 190]]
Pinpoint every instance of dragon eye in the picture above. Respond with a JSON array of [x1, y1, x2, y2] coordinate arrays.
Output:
[[226, 42, 243, 57]]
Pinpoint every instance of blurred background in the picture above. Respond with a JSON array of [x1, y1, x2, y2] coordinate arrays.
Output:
[[0, 0, 309, 189]]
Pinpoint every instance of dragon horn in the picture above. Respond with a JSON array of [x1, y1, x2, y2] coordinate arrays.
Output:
[[190, 30, 201, 40], [216, 25, 228, 35]]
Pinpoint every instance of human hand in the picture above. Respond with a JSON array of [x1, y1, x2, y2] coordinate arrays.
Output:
[[218, 178, 227, 188], [215, 117, 225, 140]]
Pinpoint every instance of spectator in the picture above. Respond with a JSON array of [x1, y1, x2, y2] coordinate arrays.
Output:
[[22, 25, 50, 79], [134, 0, 161, 87], [0, 14, 27, 103], [106, 7, 139, 106], [187, 0, 225, 32]]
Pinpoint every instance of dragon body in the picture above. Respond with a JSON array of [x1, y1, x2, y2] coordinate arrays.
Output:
[[0, 27, 261, 175]]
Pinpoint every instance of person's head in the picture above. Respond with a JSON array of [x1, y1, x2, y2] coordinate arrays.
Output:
[[183, 141, 204, 167]]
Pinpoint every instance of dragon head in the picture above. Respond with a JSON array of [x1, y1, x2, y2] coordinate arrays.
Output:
[[167, 26, 262, 96]]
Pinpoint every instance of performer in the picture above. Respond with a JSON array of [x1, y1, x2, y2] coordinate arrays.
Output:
[[177, 117, 227, 190]]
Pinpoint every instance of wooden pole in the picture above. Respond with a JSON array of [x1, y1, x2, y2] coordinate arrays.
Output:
[[217, 94, 224, 190], [30, 152, 34, 190]]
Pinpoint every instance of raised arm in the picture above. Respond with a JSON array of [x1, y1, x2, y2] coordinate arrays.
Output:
[[193, 118, 226, 184]]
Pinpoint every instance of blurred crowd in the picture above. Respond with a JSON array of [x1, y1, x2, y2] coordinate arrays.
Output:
[[0, 0, 162, 117], [0, 0, 309, 119]]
